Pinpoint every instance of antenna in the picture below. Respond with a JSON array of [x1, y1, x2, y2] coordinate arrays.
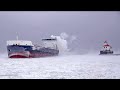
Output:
[[16, 32, 18, 41]]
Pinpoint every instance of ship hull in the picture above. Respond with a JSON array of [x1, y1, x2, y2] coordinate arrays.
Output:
[[9, 55, 29, 58], [29, 52, 58, 58], [29, 48, 59, 58], [9, 52, 58, 58], [7, 45, 59, 58], [8, 52, 30, 58]]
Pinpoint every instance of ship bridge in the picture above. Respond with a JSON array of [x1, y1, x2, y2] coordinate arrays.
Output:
[[42, 38, 58, 50]]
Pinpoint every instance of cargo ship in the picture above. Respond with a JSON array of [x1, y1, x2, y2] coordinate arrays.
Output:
[[6, 37, 59, 58], [100, 41, 113, 55]]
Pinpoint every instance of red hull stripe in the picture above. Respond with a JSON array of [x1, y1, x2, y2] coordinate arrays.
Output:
[[9, 55, 28, 58], [9, 53, 56, 58]]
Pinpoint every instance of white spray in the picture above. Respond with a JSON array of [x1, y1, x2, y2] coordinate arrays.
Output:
[[69, 35, 77, 43], [51, 32, 69, 55], [51, 32, 78, 55]]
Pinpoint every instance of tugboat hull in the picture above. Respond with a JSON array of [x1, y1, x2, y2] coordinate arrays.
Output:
[[100, 50, 113, 55]]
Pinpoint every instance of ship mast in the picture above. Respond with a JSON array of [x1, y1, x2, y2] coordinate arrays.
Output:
[[16, 32, 19, 45], [16, 32, 19, 41]]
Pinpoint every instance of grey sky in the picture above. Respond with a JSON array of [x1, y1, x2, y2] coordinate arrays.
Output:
[[0, 11, 120, 53]]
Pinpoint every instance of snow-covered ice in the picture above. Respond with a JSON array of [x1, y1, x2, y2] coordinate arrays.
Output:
[[0, 53, 120, 79]]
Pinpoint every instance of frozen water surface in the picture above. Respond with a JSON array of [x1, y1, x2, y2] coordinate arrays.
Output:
[[0, 53, 120, 79]]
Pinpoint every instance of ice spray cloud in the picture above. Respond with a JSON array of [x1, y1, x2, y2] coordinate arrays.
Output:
[[51, 32, 69, 55]]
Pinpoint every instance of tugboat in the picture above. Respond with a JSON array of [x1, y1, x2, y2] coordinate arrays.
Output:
[[100, 41, 113, 55], [6, 35, 59, 58]]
